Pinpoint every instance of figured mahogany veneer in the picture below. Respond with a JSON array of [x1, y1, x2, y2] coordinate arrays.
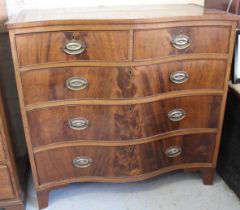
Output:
[[21, 60, 227, 105], [6, 4, 238, 209], [28, 95, 222, 147], [35, 133, 216, 185], [16, 31, 129, 66], [134, 26, 231, 60]]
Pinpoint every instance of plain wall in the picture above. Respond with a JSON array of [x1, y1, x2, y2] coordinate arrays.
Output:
[[5, 0, 204, 17]]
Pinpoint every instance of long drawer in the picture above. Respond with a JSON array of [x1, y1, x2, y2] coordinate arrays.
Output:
[[21, 60, 227, 105], [35, 133, 216, 185], [16, 30, 129, 66], [0, 165, 15, 200], [27, 95, 222, 147], [134, 26, 231, 60]]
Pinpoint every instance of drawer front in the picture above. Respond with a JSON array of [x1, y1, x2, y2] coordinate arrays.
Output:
[[16, 31, 129, 66], [22, 60, 227, 105], [35, 133, 216, 185], [0, 165, 15, 200], [134, 26, 231, 60], [28, 95, 222, 147]]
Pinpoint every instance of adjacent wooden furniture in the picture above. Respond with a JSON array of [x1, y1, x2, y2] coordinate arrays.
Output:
[[0, 33, 28, 209], [6, 5, 238, 209], [205, 0, 240, 14]]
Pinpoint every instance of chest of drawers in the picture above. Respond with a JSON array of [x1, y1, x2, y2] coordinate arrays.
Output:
[[6, 4, 238, 209]]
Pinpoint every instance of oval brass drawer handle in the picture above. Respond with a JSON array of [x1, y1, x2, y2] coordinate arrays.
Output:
[[73, 156, 92, 168], [165, 146, 182, 158], [170, 71, 189, 84], [68, 117, 89, 131], [64, 39, 86, 55], [172, 34, 191, 50], [168, 108, 186, 122], [65, 77, 88, 91]]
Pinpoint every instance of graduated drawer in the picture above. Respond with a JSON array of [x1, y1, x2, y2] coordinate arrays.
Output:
[[134, 26, 231, 60], [15, 30, 129, 66], [0, 165, 15, 200], [21, 60, 227, 105], [35, 133, 216, 185], [28, 95, 221, 147]]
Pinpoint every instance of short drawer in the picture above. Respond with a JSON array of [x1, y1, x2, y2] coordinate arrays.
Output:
[[35, 133, 216, 185], [28, 95, 222, 147], [0, 165, 15, 200], [134, 26, 231, 60], [16, 30, 129, 66], [21, 60, 227, 105]]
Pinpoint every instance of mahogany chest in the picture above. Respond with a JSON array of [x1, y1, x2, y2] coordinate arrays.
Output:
[[6, 4, 238, 209]]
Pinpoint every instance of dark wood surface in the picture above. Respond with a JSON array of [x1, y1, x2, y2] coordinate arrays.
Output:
[[6, 5, 238, 209], [21, 60, 227, 105], [205, 0, 240, 14], [27, 95, 222, 147]]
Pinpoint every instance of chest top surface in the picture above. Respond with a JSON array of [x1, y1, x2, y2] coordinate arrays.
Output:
[[6, 4, 238, 29]]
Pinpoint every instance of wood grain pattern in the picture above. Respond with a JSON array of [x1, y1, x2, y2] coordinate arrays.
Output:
[[0, 166, 15, 200], [21, 60, 227, 105], [35, 133, 216, 185], [27, 95, 222, 147], [134, 26, 231, 60], [16, 30, 129, 66]]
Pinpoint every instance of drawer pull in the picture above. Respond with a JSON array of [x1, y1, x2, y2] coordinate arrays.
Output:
[[165, 146, 182, 158], [73, 156, 92, 168], [168, 109, 186, 122], [172, 35, 191, 50], [170, 71, 189, 84], [64, 39, 86, 55], [69, 118, 89, 131], [66, 77, 88, 91]]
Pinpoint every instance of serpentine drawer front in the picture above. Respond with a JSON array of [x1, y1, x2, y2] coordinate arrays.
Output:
[[27, 95, 221, 147], [35, 133, 216, 185], [21, 60, 227, 105], [6, 4, 238, 209]]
